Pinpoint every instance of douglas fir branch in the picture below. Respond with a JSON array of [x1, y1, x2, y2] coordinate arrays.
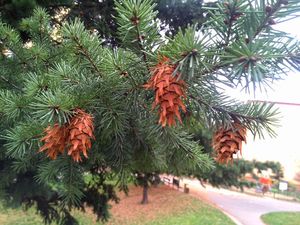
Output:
[[0, 0, 299, 223]]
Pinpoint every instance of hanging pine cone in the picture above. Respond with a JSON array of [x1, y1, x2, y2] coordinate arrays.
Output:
[[144, 56, 187, 127], [39, 108, 95, 162], [212, 122, 247, 164], [67, 109, 95, 162], [39, 124, 68, 159]]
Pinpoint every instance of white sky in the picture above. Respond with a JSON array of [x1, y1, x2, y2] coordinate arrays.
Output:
[[226, 17, 300, 180]]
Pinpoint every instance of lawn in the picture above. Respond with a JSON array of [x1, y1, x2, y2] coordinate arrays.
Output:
[[0, 185, 235, 225], [261, 211, 300, 225]]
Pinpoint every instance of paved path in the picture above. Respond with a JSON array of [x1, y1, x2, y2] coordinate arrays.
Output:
[[182, 178, 300, 225]]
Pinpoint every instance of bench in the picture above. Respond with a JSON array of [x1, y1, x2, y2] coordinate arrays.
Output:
[[173, 178, 180, 189], [163, 177, 171, 184], [162, 177, 181, 190]]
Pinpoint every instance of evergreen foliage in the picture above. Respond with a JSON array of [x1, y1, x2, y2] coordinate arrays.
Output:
[[0, 0, 207, 45], [0, 0, 299, 224]]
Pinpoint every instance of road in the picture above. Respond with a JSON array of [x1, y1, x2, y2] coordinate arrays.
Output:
[[182, 178, 300, 225]]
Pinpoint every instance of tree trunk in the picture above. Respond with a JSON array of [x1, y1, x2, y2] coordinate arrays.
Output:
[[141, 175, 149, 204], [199, 179, 206, 188]]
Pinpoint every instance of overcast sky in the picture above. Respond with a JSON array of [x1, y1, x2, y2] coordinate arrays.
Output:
[[225, 17, 300, 180]]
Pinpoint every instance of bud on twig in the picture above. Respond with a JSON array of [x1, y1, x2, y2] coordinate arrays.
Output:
[[191, 49, 198, 56], [239, 56, 247, 63], [131, 16, 140, 25], [265, 5, 272, 14], [268, 18, 276, 25]]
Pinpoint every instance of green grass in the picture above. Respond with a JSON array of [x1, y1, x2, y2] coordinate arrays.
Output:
[[0, 201, 234, 225], [0, 186, 235, 225], [142, 198, 234, 225], [0, 200, 234, 225], [0, 203, 96, 225], [261, 211, 300, 225]]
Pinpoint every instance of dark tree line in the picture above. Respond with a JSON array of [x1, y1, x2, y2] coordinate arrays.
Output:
[[1, 0, 208, 45]]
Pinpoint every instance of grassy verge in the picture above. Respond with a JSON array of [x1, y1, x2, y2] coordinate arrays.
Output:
[[261, 211, 300, 225], [141, 198, 234, 225], [0, 185, 234, 225], [0, 203, 95, 225]]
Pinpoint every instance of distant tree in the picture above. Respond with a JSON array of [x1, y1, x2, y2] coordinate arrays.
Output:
[[198, 159, 284, 191], [0, 0, 208, 45], [0, 1, 70, 26], [253, 160, 284, 180]]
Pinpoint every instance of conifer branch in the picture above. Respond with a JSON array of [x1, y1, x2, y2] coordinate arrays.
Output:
[[2, 45, 34, 71], [133, 14, 151, 74], [191, 95, 266, 122], [223, 2, 238, 46], [0, 75, 22, 91], [253, 0, 283, 39], [114, 63, 139, 87], [225, 21, 233, 46], [199, 62, 226, 76], [1, 1, 300, 222], [72, 36, 103, 78]]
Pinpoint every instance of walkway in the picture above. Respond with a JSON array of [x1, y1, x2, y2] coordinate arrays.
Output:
[[181, 178, 300, 225]]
